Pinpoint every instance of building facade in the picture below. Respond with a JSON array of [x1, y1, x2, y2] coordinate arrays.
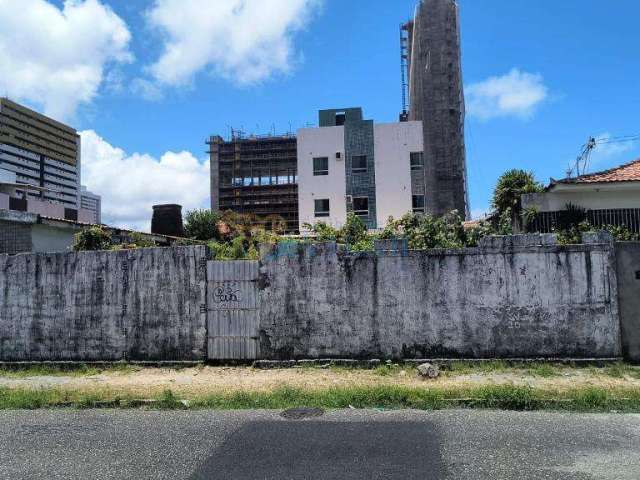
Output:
[[0, 209, 184, 255], [0, 98, 101, 223], [522, 159, 640, 233], [0, 98, 81, 209], [80, 186, 102, 224], [298, 108, 424, 231], [405, 0, 469, 218], [208, 133, 298, 232]]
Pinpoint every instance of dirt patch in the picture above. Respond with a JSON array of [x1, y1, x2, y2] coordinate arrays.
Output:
[[1, 365, 639, 398]]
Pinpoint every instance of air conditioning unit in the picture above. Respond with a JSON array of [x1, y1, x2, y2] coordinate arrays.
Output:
[[336, 152, 342, 160]]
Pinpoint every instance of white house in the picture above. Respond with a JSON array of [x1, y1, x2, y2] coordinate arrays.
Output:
[[522, 158, 640, 231]]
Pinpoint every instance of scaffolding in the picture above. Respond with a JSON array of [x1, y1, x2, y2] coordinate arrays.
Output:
[[207, 133, 299, 233]]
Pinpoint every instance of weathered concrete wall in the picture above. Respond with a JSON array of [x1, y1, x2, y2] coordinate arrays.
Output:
[[258, 241, 621, 360], [0, 246, 208, 361], [615, 242, 640, 362]]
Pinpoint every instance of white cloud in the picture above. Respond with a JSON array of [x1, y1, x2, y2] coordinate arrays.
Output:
[[145, 0, 322, 87], [130, 78, 164, 101], [466, 68, 548, 121], [80, 130, 209, 231], [0, 0, 132, 120]]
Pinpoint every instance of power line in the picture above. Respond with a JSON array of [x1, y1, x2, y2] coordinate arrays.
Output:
[[567, 133, 640, 177]]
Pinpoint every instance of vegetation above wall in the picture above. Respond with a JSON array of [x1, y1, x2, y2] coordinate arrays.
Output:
[[72, 169, 639, 254]]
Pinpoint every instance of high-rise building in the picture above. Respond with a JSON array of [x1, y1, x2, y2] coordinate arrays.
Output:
[[0, 98, 101, 224], [0, 98, 81, 210], [80, 186, 102, 224], [404, 0, 469, 218], [298, 108, 424, 231], [208, 133, 299, 232]]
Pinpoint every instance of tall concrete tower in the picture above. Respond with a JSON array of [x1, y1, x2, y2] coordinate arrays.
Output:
[[405, 0, 469, 218]]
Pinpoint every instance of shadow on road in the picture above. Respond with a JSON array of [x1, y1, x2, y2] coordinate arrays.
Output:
[[190, 420, 444, 480]]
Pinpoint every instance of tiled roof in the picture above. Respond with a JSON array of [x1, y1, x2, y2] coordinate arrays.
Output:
[[558, 158, 640, 184]]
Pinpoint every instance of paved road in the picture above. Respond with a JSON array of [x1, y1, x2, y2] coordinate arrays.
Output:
[[0, 409, 638, 479]]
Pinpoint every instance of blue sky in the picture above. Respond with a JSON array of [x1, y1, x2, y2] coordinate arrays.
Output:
[[1, 0, 639, 227]]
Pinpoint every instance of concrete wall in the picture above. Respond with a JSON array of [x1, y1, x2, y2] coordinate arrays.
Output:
[[615, 242, 640, 362], [0, 239, 634, 362], [0, 246, 208, 361], [258, 241, 621, 360], [373, 122, 423, 226], [31, 224, 75, 253]]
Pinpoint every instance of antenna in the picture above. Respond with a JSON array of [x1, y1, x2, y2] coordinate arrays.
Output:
[[568, 136, 596, 177], [399, 23, 411, 121]]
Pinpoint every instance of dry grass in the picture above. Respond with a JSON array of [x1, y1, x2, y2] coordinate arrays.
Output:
[[1, 363, 639, 400]]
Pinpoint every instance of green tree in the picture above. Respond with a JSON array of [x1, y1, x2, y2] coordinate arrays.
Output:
[[302, 221, 339, 242], [73, 226, 112, 251], [492, 169, 543, 232], [184, 209, 221, 241], [339, 213, 368, 245]]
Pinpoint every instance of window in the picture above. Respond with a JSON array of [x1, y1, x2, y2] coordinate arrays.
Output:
[[352, 155, 367, 173], [412, 195, 425, 214], [314, 199, 330, 217], [335, 112, 346, 126], [410, 152, 424, 170], [353, 197, 369, 217], [313, 157, 329, 176]]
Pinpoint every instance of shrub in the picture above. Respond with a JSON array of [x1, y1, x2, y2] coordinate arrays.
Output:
[[184, 209, 221, 241], [302, 221, 338, 242], [73, 226, 112, 251], [340, 213, 368, 245]]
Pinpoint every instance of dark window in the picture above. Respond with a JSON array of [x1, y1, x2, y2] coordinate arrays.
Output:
[[64, 208, 78, 221], [335, 112, 346, 126], [314, 199, 330, 217], [410, 152, 424, 170], [412, 195, 425, 214], [313, 157, 329, 176], [353, 197, 369, 216], [352, 155, 367, 173], [9, 196, 27, 212]]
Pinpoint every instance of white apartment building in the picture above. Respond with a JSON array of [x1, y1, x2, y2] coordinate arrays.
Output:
[[298, 107, 425, 231]]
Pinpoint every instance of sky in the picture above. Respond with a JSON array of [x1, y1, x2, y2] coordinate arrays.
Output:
[[0, 0, 639, 229]]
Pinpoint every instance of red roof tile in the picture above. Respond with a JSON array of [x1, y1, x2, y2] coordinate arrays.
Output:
[[559, 158, 640, 184]]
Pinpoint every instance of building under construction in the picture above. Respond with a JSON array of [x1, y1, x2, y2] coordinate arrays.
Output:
[[208, 132, 298, 232], [402, 0, 469, 218]]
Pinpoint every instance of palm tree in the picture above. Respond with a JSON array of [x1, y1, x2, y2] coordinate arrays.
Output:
[[492, 170, 543, 233]]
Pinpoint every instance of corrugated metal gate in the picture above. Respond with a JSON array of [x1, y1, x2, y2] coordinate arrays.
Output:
[[206, 261, 260, 360]]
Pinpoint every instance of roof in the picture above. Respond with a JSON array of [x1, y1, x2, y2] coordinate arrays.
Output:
[[554, 158, 640, 185]]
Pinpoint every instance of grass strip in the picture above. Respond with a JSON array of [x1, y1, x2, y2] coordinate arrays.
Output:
[[1, 384, 639, 413]]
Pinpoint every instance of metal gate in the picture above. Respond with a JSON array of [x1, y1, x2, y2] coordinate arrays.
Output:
[[206, 260, 260, 360]]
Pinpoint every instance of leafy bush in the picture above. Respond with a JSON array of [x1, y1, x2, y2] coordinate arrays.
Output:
[[208, 240, 234, 260], [184, 209, 221, 241], [383, 211, 470, 249], [340, 213, 368, 245], [73, 226, 112, 251], [302, 221, 338, 242]]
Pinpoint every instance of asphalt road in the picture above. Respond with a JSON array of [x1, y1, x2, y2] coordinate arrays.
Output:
[[0, 409, 638, 480]]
